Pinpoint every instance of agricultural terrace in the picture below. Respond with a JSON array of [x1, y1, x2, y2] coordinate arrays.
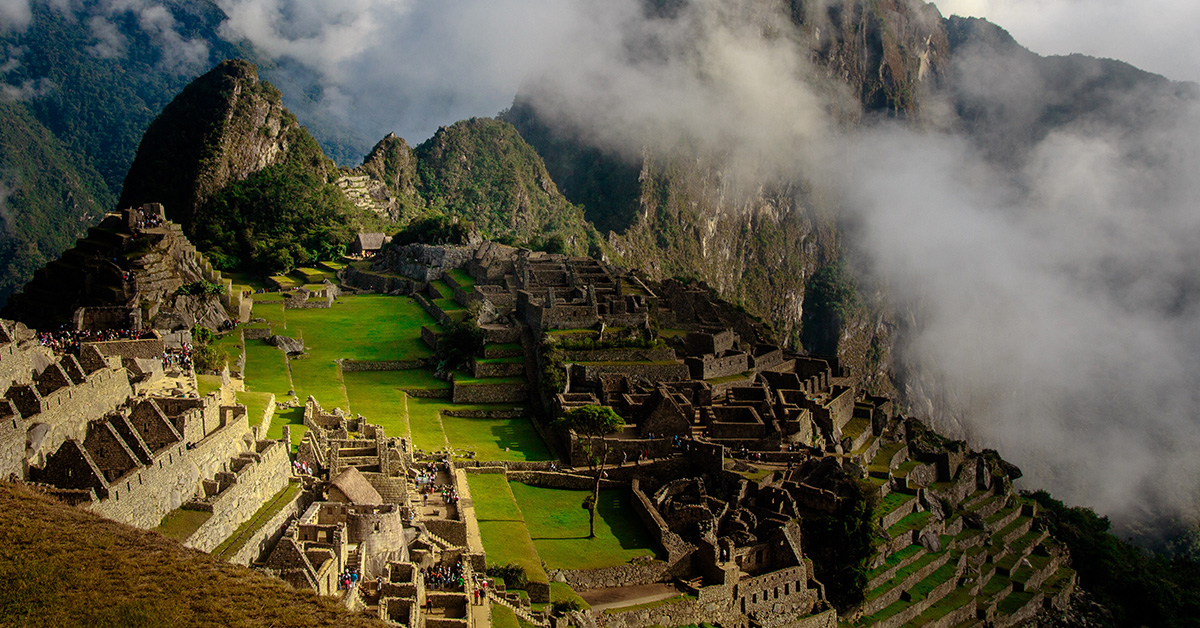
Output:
[[240, 293, 552, 461]]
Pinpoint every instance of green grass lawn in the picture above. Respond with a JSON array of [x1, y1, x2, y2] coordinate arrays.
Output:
[[235, 390, 274, 427], [243, 339, 293, 397], [211, 331, 243, 370], [453, 374, 526, 386], [293, 267, 331, 283], [446, 268, 476, 290], [440, 414, 553, 462], [509, 483, 660, 570], [285, 295, 436, 362], [476, 356, 524, 364], [343, 372, 422, 438], [287, 354, 348, 410], [467, 474, 548, 584], [196, 374, 222, 397], [407, 396, 451, 452], [491, 604, 520, 628], [266, 407, 307, 450], [251, 301, 288, 329], [154, 508, 211, 541], [434, 297, 464, 313]]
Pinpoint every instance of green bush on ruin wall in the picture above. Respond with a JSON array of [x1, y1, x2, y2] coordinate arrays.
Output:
[[800, 479, 879, 612], [800, 260, 860, 355]]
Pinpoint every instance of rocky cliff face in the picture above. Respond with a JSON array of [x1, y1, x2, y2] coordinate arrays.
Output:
[[508, 0, 950, 393], [118, 59, 301, 230], [797, 0, 949, 118]]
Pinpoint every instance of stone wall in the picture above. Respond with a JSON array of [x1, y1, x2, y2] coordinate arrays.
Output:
[[341, 265, 414, 294], [183, 440, 292, 552], [562, 349, 677, 363], [364, 471, 408, 504], [244, 326, 273, 340], [594, 590, 745, 628], [506, 471, 622, 491], [471, 360, 525, 378], [482, 325, 520, 344], [226, 481, 313, 565], [689, 352, 749, 380], [425, 518, 468, 547], [18, 361, 132, 468], [340, 360, 425, 372], [452, 381, 528, 404], [576, 362, 691, 382], [443, 407, 524, 419], [421, 326, 440, 351], [735, 565, 817, 621], [87, 337, 165, 360], [552, 559, 672, 592], [88, 406, 254, 529]]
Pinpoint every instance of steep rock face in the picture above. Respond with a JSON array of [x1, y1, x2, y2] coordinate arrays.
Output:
[[797, 0, 949, 117], [118, 59, 299, 229], [415, 118, 594, 254]]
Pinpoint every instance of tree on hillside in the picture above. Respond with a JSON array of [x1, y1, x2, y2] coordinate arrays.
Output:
[[553, 405, 624, 539]]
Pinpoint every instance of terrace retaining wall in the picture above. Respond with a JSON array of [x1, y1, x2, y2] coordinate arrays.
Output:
[[340, 360, 426, 372]]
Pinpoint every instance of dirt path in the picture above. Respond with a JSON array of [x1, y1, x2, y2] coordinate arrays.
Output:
[[579, 582, 683, 613]]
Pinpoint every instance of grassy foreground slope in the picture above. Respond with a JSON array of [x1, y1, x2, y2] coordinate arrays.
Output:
[[0, 482, 387, 628]]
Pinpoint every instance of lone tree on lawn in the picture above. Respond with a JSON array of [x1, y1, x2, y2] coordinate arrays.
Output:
[[553, 405, 624, 539]]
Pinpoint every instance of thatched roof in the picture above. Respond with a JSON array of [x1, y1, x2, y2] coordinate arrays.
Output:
[[355, 232, 387, 251], [328, 467, 382, 505]]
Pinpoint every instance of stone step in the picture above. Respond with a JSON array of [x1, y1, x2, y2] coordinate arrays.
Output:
[[985, 503, 1021, 532], [995, 515, 1034, 547], [863, 549, 951, 616], [904, 588, 976, 628], [488, 590, 548, 627], [867, 544, 926, 590], [1011, 553, 1059, 592]]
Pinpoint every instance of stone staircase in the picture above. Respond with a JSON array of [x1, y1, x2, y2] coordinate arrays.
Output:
[[487, 590, 548, 627]]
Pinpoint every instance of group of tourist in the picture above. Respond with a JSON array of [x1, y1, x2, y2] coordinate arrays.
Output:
[[337, 568, 360, 591], [420, 482, 459, 508], [619, 447, 655, 466], [293, 460, 316, 475], [422, 561, 464, 591], [38, 327, 148, 355], [133, 212, 162, 231], [161, 345, 193, 371]]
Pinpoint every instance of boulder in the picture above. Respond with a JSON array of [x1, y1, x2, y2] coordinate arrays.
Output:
[[919, 529, 942, 553], [267, 334, 304, 354]]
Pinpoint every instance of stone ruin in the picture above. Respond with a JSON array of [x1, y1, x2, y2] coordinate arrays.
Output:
[[342, 238, 1079, 628], [3, 203, 251, 331]]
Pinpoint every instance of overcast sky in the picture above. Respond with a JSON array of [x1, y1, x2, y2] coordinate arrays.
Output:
[[935, 0, 1200, 84]]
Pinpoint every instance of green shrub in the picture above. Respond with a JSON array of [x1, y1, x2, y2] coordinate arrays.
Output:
[[486, 563, 528, 590], [393, 212, 474, 246]]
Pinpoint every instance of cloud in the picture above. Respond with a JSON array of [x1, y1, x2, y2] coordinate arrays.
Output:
[[84, 0, 211, 73], [0, 0, 31, 33], [935, 0, 1200, 84], [832, 68, 1200, 527], [214, 0, 610, 152], [0, 44, 53, 100]]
